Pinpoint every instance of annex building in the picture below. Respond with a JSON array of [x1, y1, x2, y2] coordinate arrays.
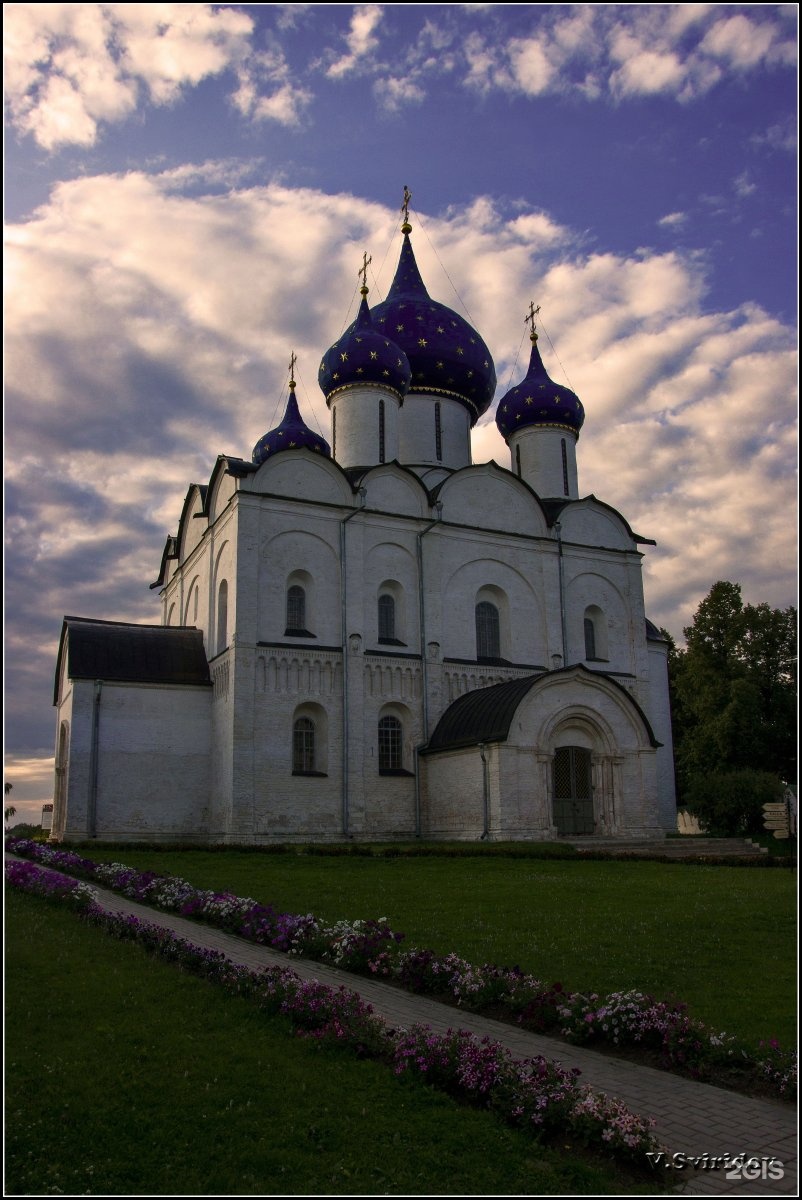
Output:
[[52, 208, 676, 844]]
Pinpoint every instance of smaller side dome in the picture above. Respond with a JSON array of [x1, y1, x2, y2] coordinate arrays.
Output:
[[319, 288, 411, 406], [496, 330, 584, 440], [252, 378, 331, 466]]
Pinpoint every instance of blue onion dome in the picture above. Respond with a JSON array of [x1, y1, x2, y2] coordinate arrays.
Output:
[[496, 327, 585, 440], [319, 284, 411, 405], [367, 223, 496, 426], [252, 374, 331, 466]]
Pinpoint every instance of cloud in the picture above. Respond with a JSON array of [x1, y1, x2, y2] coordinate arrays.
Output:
[[4, 3, 264, 149], [733, 170, 757, 198], [325, 4, 384, 79], [4, 172, 796, 773], [458, 6, 795, 103], [231, 46, 312, 126], [658, 211, 687, 228]]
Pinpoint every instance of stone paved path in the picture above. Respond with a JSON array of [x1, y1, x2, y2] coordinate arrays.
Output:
[[9, 859, 797, 1197]]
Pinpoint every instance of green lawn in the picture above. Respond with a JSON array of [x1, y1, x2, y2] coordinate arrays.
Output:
[[5, 891, 657, 1196], [84, 846, 797, 1047]]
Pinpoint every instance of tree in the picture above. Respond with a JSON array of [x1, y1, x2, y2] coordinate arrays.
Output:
[[669, 582, 797, 821]]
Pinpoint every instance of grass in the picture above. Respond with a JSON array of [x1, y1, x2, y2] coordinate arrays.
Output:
[[82, 846, 797, 1047], [5, 891, 659, 1197]]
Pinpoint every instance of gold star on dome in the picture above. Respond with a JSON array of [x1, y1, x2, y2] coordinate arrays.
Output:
[[340, 352, 348, 361], [319, 361, 325, 371], [418, 337, 428, 347], [355, 336, 363, 344], [356, 367, 364, 374], [289, 440, 297, 448], [502, 405, 508, 413], [396, 358, 403, 367], [525, 397, 533, 406], [416, 314, 424, 322], [451, 321, 457, 327], [436, 326, 445, 334], [456, 347, 464, 355], [382, 369, 390, 376], [467, 370, 474, 378], [332, 372, 340, 380], [370, 351, 378, 360], [396, 324, 404, 332], [436, 360, 444, 369]]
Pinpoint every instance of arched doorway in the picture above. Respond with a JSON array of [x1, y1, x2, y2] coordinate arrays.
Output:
[[552, 745, 594, 835]]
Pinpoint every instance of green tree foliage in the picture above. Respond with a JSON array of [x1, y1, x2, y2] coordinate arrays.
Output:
[[669, 582, 796, 828], [684, 769, 786, 837]]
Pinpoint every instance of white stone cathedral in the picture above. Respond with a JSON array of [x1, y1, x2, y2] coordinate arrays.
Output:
[[52, 209, 676, 844]]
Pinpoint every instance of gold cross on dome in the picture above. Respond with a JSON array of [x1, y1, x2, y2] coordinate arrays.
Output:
[[288, 351, 297, 384], [358, 252, 372, 290], [401, 185, 412, 223], [525, 301, 541, 338]]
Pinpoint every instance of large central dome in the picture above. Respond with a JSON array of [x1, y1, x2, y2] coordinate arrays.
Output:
[[367, 230, 496, 425]]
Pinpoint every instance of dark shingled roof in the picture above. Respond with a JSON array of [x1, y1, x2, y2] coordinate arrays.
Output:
[[423, 664, 662, 754], [55, 617, 211, 702], [424, 675, 540, 753]]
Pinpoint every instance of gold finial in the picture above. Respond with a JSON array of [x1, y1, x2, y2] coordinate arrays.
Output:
[[358, 251, 372, 295], [525, 301, 541, 342], [400, 184, 412, 234], [288, 350, 297, 390]]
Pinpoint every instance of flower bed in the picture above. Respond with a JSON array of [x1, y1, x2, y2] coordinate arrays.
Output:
[[6, 836, 795, 1099], [6, 857, 662, 1166]]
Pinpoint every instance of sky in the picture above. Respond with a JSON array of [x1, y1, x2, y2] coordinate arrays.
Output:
[[4, 3, 798, 823]]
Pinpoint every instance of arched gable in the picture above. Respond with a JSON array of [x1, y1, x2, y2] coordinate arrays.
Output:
[[358, 463, 429, 518], [207, 459, 239, 525], [556, 497, 648, 550], [434, 462, 548, 536], [515, 667, 660, 752], [176, 484, 208, 565], [245, 449, 353, 507], [441, 556, 544, 665]]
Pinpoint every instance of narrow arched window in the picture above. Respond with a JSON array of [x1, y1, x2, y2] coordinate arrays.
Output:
[[435, 402, 443, 462], [476, 601, 500, 660], [561, 438, 569, 496], [293, 717, 315, 773], [378, 594, 396, 642], [286, 585, 306, 633], [378, 715, 402, 772], [216, 581, 228, 654], [379, 399, 386, 463], [584, 617, 596, 660]]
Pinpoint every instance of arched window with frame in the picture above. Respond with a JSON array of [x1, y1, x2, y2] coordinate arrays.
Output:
[[378, 714, 403, 772], [286, 584, 306, 634], [378, 593, 396, 643], [292, 716, 316, 774], [584, 617, 597, 660], [583, 605, 608, 662], [475, 600, 501, 661]]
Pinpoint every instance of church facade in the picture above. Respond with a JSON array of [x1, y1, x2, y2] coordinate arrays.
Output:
[[52, 213, 676, 844]]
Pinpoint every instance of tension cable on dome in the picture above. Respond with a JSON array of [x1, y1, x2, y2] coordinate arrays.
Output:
[[529, 305, 577, 395]]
